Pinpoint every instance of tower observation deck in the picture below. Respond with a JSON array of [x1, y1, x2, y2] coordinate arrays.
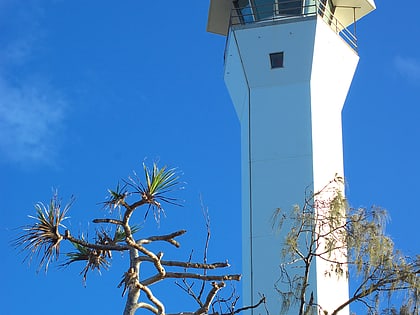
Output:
[[208, 0, 375, 51]]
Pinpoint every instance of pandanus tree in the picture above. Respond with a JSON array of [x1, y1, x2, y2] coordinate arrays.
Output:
[[14, 163, 265, 315]]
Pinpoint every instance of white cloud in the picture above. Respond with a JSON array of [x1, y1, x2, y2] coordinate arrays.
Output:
[[0, 78, 66, 165], [0, 1, 67, 166], [394, 56, 420, 83]]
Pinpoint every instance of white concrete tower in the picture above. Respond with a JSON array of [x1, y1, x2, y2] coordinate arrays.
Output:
[[207, 1, 375, 314]]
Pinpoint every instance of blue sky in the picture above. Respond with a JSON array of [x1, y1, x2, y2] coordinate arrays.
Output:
[[1, 1, 419, 314]]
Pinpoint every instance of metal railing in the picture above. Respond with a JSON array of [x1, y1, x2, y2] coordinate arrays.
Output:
[[229, 0, 357, 52]]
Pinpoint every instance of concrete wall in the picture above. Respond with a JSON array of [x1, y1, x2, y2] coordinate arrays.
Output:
[[224, 15, 358, 314]]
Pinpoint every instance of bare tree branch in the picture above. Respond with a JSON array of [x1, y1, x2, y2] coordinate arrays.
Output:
[[14, 163, 264, 315]]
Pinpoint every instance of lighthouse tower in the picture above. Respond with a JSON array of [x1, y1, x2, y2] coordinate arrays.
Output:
[[207, 0, 375, 314]]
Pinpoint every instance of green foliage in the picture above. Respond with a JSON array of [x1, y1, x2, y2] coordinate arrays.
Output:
[[103, 182, 129, 211], [272, 179, 420, 315], [113, 225, 141, 244], [15, 163, 180, 280], [13, 192, 72, 271], [14, 162, 247, 315], [64, 240, 111, 285], [127, 162, 182, 221], [60, 225, 141, 283]]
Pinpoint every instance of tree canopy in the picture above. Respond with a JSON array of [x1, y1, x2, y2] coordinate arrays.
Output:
[[272, 177, 420, 315], [15, 167, 418, 315], [14, 163, 264, 315]]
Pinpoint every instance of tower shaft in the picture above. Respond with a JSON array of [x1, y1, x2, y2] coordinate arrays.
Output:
[[224, 13, 358, 314]]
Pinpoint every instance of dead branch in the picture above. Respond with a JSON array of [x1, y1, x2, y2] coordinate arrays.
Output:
[[64, 230, 130, 251], [137, 230, 186, 247], [135, 256, 230, 269], [194, 282, 226, 315], [15, 164, 263, 315]]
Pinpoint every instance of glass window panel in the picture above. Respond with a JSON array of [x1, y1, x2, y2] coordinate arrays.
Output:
[[234, 0, 255, 23], [276, 0, 303, 16], [253, 0, 276, 20]]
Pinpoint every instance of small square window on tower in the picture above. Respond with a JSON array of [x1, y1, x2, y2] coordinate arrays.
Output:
[[270, 52, 284, 69]]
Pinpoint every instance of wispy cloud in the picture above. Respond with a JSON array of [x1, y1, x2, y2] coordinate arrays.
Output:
[[0, 78, 66, 165], [0, 2, 67, 166], [394, 56, 420, 83]]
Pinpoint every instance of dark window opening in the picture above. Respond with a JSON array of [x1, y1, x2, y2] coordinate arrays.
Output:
[[270, 52, 284, 69], [233, 1, 304, 24], [254, 0, 276, 20], [275, 0, 303, 16]]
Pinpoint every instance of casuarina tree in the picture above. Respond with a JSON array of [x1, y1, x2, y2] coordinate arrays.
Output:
[[272, 177, 419, 315]]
